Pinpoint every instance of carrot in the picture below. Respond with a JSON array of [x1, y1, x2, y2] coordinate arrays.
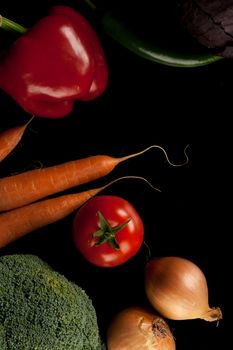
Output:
[[0, 116, 33, 162], [0, 188, 100, 248], [0, 145, 189, 212], [0, 176, 159, 248]]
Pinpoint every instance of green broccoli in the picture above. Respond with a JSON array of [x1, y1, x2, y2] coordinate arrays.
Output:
[[0, 254, 105, 350]]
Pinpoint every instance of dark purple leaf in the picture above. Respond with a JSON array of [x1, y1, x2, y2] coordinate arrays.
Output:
[[182, 0, 233, 57]]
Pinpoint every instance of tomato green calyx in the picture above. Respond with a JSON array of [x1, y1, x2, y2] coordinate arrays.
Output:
[[93, 211, 130, 250]]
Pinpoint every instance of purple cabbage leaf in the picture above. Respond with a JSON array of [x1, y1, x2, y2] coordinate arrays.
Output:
[[182, 0, 233, 57]]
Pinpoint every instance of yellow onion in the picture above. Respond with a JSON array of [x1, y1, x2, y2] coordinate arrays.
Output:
[[145, 256, 222, 321], [107, 306, 176, 350]]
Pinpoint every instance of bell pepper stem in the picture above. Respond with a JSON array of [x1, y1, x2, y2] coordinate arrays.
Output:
[[0, 15, 27, 34], [82, 0, 97, 11]]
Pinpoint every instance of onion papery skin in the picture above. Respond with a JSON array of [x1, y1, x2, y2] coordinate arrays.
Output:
[[107, 306, 176, 350], [145, 257, 222, 322]]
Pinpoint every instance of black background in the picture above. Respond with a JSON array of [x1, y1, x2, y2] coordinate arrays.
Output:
[[0, 0, 228, 349]]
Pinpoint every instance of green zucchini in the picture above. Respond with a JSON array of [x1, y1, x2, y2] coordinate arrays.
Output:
[[101, 12, 223, 68]]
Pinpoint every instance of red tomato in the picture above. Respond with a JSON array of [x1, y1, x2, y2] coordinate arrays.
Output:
[[72, 195, 144, 267]]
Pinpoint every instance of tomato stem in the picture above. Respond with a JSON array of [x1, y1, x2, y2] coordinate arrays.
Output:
[[93, 211, 130, 250]]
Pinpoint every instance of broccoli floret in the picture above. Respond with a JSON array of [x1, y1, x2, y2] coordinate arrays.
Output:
[[0, 254, 105, 350]]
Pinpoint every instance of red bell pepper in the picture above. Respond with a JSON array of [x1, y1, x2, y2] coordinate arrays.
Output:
[[0, 6, 108, 118]]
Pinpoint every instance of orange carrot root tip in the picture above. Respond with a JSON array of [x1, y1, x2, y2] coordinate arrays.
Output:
[[119, 144, 190, 167]]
